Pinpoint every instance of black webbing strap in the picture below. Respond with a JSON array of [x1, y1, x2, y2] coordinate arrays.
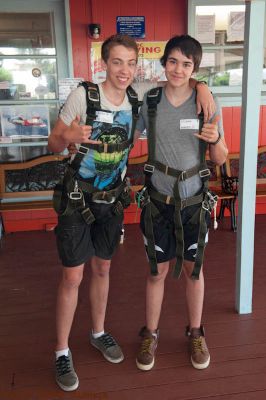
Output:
[[189, 108, 208, 279], [147, 87, 162, 163], [144, 161, 210, 181], [144, 199, 161, 276], [76, 139, 132, 155], [198, 109, 208, 163], [172, 178, 185, 278], [149, 187, 204, 207], [70, 82, 100, 172], [126, 85, 142, 142], [191, 203, 208, 280]]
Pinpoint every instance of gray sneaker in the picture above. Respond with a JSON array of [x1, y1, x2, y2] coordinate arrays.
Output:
[[55, 350, 79, 391], [90, 332, 124, 363]]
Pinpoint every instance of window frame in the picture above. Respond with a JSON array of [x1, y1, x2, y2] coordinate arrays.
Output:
[[188, 0, 247, 95]]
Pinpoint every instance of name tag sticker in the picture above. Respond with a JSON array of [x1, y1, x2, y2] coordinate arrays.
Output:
[[95, 111, 113, 123], [180, 119, 199, 130]]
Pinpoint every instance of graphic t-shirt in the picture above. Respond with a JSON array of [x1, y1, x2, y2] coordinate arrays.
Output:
[[60, 84, 133, 190]]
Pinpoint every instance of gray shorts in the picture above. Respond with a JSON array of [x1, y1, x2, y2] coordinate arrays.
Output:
[[55, 202, 123, 267]]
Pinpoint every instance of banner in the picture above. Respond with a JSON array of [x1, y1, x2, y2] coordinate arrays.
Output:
[[91, 41, 167, 83]]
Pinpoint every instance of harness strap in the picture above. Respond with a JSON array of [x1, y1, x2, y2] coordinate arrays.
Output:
[[76, 139, 132, 155], [149, 187, 204, 207], [70, 82, 100, 172], [144, 161, 210, 181], [147, 87, 162, 162], [143, 88, 211, 279], [191, 205, 208, 280], [144, 200, 161, 276]]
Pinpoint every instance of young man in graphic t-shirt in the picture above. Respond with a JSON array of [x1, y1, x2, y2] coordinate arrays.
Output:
[[48, 34, 215, 392]]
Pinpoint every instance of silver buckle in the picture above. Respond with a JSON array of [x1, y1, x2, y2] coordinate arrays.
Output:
[[202, 191, 218, 213], [69, 180, 83, 201], [88, 89, 100, 103], [148, 89, 160, 98], [144, 163, 155, 173], [180, 170, 187, 181], [199, 168, 210, 178]]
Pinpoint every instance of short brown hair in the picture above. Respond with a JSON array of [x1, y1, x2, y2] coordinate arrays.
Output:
[[160, 35, 202, 73], [101, 34, 138, 63]]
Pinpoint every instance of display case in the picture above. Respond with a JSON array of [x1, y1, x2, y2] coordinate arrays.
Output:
[[0, 11, 61, 163]]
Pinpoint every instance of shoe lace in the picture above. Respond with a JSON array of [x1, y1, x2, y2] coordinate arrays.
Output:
[[140, 337, 154, 355], [56, 355, 71, 376], [191, 337, 204, 353], [98, 333, 117, 349]]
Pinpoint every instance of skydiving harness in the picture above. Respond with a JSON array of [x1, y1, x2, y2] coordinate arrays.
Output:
[[136, 87, 218, 280], [53, 81, 142, 223]]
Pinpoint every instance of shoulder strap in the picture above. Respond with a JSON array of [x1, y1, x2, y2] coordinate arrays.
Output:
[[79, 81, 100, 126], [126, 85, 142, 143], [70, 82, 100, 172], [146, 87, 162, 162], [198, 109, 208, 163]]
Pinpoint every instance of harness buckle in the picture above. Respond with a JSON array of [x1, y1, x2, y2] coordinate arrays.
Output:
[[144, 163, 155, 174], [136, 186, 149, 208], [69, 180, 83, 201], [199, 168, 211, 178], [88, 88, 100, 103], [202, 191, 218, 213], [180, 170, 187, 181], [78, 145, 89, 155]]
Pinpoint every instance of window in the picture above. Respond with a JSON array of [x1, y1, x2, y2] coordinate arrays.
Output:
[[0, 4, 69, 163], [0, 13, 57, 101], [188, 1, 246, 93]]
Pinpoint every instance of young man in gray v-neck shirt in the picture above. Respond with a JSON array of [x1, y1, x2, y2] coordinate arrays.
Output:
[[135, 35, 228, 372]]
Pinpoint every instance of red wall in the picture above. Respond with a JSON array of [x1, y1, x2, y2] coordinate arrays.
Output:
[[69, 0, 187, 81]]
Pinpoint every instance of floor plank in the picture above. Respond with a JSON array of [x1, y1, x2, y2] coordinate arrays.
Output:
[[0, 215, 265, 400]]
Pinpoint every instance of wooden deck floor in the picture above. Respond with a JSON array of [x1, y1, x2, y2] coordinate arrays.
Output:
[[0, 215, 266, 400]]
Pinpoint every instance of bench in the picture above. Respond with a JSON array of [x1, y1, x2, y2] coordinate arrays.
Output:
[[0, 154, 68, 232]]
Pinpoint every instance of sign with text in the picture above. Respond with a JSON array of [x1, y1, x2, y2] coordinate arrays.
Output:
[[116, 16, 145, 38], [91, 41, 167, 83]]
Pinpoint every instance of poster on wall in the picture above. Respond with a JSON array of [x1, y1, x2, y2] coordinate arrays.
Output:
[[58, 77, 84, 104], [227, 11, 245, 42], [0, 105, 50, 141], [116, 16, 145, 38], [195, 15, 215, 44], [91, 41, 167, 84]]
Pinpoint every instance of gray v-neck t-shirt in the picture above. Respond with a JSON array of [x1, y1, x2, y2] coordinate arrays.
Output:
[[136, 88, 224, 199]]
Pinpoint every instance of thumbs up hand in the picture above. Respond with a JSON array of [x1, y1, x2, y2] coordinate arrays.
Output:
[[195, 114, 221, 144]]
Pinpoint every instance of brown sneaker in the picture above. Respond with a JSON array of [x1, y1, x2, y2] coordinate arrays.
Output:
[[136, 326, 159, 371], [186, 325, 210, 369]]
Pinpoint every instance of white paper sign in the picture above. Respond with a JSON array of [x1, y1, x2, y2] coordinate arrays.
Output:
[[227, 11, 245, 42], [195, 15, 215, 44], [58, 78, 84, 102]]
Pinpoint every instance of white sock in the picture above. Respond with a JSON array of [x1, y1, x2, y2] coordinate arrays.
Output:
[[55, 348, 69, 360], [92, 330, 105, 339]]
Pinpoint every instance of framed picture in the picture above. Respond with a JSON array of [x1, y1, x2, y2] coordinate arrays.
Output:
[[0, 105, 50, 141]]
